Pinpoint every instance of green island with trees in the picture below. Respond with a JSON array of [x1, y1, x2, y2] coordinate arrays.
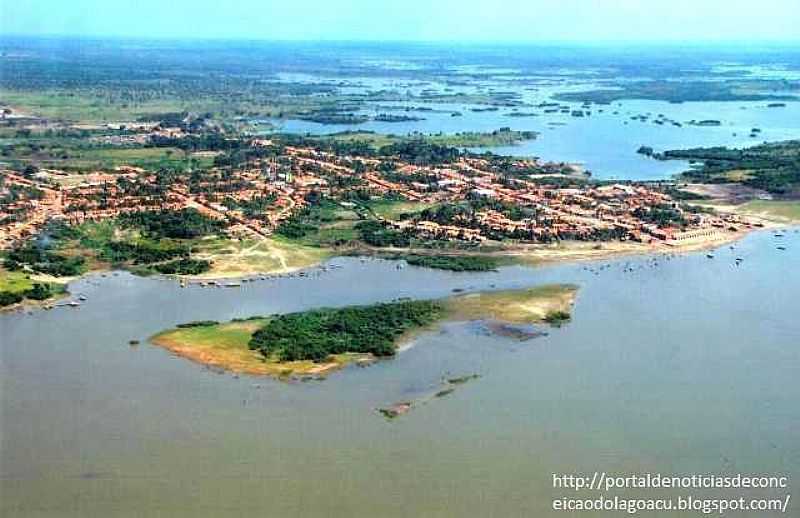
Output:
[[150, 284, 579, 378]]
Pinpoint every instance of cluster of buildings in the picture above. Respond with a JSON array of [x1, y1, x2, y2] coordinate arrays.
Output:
[[0, 139, 756, 251], [281, 150, 752, 245]]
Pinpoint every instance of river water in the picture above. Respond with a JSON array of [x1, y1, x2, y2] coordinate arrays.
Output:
[[2, 228, 798, 517], [267, 94, 800, 181]]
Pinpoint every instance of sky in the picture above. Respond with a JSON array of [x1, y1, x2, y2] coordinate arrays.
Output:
[[2, 0, 800, 43]]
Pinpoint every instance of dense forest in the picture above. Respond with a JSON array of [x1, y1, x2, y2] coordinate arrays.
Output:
[[3, 243, 86, 277], [249, 300, 443, 362], [118, 208, 224, 239]]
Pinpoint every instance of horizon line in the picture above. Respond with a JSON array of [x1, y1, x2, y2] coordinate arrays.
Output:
[[3, 33, 800, 47]]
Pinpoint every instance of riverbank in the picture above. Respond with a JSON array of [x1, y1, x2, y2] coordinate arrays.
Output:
[[349, 227, 762, 271], [150, 284, 578, 379]]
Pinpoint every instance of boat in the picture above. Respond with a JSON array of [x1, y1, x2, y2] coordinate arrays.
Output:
[[777, 246, 786, 251], [706, 254, 714, 259]]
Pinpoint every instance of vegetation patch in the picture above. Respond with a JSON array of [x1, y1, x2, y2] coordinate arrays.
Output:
[[151, 319, 363, 377], [3, 243, 87, 277], [735, 200, 800, 223], [152, 258, 212, 275], [275, 198, 362, 247], [249, 300, 443, 362], [646, 140, 800, 196], [0, 269, 67, 307], [444, 284, 579, 324], [386, 254, 499, 271], [553, 80, 796, 104], [17, 210, 226, 278]]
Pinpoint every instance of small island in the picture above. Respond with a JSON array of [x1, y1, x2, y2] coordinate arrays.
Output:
[[150, 284, 579, 378]]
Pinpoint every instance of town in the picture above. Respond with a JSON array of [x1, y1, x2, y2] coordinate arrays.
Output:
[[0, 133, 756, 254]]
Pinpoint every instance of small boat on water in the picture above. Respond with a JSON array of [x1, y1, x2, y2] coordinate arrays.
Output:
[[78, 295, 87, 301], [777, 246, 787, 251], [706, 254, 714, 259], [223, 282, 241, 288]]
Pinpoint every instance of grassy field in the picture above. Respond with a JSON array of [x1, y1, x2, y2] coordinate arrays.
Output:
[[735, 200, 800, 222], [275, 202, 365, 249], [320, 128, 537, 149], [365, 199, 435, 219], [0, 87, 358, 124], [320, 132, 398, 147], [0, 139, 213, 172], [0, 269, 35, 294], [426, 129, 537, 147], [0, 89, 197, 122], [151, 284, 579, 378], [445, 284, 579, 324], [0, 268, 69, 307]]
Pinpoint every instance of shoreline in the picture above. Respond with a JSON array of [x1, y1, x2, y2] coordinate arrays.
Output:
[[169, 223, 781, 282], [4, 223, 792, 313]]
